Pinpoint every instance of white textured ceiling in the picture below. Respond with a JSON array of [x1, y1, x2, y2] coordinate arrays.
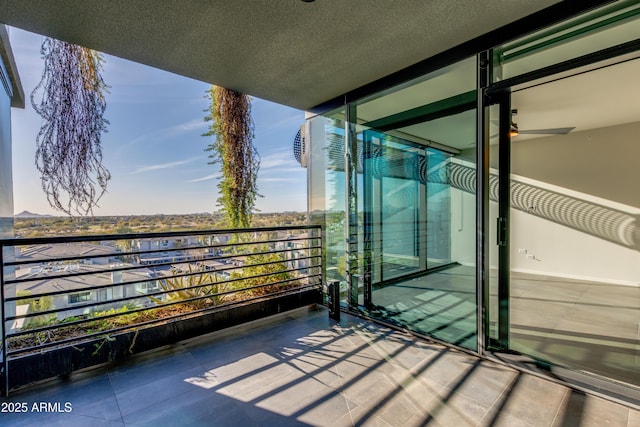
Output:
[[511, 57, 640, 141], [0, 0, 561, 110]]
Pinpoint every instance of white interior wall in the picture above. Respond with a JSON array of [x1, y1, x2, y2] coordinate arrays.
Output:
[[509, 208, 639, 285], [509, 121, 640, 208], [482, 121, 640, 285]]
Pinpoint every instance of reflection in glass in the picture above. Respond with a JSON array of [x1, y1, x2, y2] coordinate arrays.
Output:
[[352, 57, 478, 350], [307, 112, 347, 298]]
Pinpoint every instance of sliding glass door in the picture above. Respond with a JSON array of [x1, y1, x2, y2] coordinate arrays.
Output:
[[488, 57, 640, 401], [350, 56, 478, 349], [362, 130, 428, 284]]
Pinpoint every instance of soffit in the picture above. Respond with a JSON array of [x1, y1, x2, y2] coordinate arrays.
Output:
[[0, 0, 561, 111]]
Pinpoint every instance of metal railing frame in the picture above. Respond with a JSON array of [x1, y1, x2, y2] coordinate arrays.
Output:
[[1, 225, 322, 362]]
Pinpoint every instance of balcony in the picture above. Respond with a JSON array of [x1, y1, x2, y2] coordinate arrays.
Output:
[[0, 307, 638, 426], [1, 226, 639, 425]]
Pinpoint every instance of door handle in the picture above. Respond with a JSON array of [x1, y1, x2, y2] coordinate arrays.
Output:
[[497, 217, 507, 246]]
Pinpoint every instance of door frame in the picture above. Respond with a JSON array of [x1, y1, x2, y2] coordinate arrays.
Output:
[[482, 44, 640, 405], [485, 89, 512, 352]]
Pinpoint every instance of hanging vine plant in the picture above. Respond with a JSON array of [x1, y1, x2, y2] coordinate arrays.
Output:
[[204, 86, 259, 228], [31, 37, 110, 216]]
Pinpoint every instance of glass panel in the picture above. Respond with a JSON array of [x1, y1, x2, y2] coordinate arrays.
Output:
[[507, 57, 640, 388], [487, 104, 500, 342], [355, 57, 477, 350], [494, 0, 640, 81], [307, 109, 348, 300], [363, 131, 428, 283], [426, 149, 452, 270]]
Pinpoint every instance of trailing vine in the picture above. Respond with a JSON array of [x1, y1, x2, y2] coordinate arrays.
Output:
[[204, 86, 259, 228], [31, 37, 110, 216]]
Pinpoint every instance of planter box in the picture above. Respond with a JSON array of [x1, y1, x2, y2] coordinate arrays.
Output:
[[6, 288, 321, 392]]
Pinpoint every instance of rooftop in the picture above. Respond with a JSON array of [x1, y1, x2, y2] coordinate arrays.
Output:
[[1, 307, 638, 426], [14, 263, 152, 294]]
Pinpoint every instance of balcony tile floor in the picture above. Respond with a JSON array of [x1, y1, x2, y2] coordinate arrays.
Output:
[[1, 306, 638, 426]]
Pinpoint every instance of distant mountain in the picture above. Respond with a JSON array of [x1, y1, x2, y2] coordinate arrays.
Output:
[[15, 211, 53, 218]]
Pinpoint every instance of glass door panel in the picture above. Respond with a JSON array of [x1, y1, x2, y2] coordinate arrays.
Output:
[[484, 56, 640, 402], [363, 113, 477, 350], [487, 103, 501, 344], [506, 60, 640, 389], [363, 130, 426, 283], [426, 150, 452, 270], [353, 56, 477, 350]]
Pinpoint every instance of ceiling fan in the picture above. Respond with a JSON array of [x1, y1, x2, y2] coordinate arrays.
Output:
[[491, 109, 575, 138]]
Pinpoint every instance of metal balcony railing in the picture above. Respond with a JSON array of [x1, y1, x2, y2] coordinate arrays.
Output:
[[0, 225, 322, 393]]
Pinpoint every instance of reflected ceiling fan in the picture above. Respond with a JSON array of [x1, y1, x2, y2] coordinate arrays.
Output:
[[492, 109, 575, 138]]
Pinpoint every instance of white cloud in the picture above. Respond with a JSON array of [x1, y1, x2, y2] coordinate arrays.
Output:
[[132, 157, 198, 174], [261, 112, 304, 132], [260, 177, 301, 183], [261, 167, 305, 175], [186, 173, 218, 183], [260, 150, 298, 169], [168, 119, 207, 132], [125, 118, 207, 147]]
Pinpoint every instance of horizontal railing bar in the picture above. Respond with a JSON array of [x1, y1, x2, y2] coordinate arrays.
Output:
[[6, 262, 319, 326], [4, 234, 321, 268], [4, 263, 159, 287], [132, 242, 321, 267], [144, 276, 317, 312], [7, 283, 321, 357], [5, 252, 321, 302], [4, 245, 321, 286], [0, 225, 321, 247], [153, 253, 320, 283], [7, 274, 163, 302], [6, 254, 321, 315], [6, 273, 322, 339]]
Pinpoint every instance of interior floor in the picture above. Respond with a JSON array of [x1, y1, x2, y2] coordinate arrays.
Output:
[[369, 266, 640, 388], [370, 265, 477, 350]]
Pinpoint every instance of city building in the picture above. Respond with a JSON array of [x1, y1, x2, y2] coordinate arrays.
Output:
[[11, 242, 159, 326], [0, 0, 638, 411], [14, 262, 158, 324]]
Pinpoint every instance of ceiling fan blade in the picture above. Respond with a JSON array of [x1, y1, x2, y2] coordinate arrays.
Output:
[[519, 127, 575, 135]]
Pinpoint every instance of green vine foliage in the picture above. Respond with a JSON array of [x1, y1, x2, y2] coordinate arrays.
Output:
[[204, 86, 259, 228], [31, 38, 110, 216]]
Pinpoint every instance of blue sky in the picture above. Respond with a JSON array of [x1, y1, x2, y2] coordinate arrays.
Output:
[[9, 27, 307, 216]]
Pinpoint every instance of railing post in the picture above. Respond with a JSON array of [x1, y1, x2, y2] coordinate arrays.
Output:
[[325, 279, 340, 321]]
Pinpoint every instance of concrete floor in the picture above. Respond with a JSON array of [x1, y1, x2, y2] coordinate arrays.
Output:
[[508, 272, 640, 387], [1, 306, 638, 426]]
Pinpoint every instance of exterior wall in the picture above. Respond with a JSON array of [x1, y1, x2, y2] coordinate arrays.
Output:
[[0, 33, 19, 342], [0, 50, 13, 240], [50, 282, 157, 321]]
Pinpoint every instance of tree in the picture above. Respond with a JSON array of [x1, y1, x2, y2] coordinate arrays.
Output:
[[31, 38, 110, 216], [204, 87, 259, 228]]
